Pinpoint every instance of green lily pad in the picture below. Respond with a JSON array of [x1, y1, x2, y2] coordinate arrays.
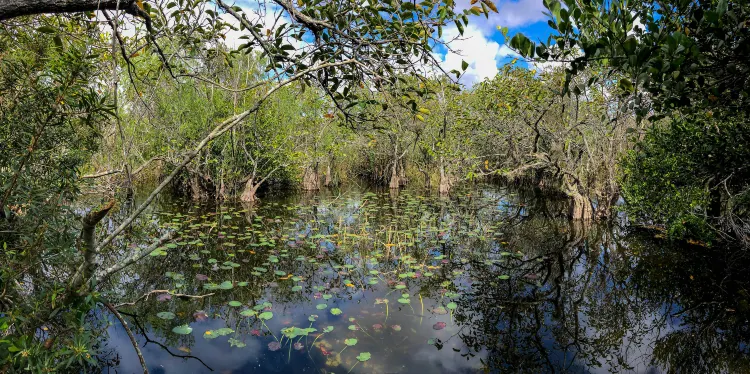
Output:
[[240, 309, 257, 317], [228, 301, 242, 307], [446, 302, 457, 310], [172, 325, 193, 335], [218, 281, 233, 290], [316, 303, 328, 310], [330, 308, 342, 315], [356, 352, 371, 362], [258, 311, 273, 320], [344, 338, 358, 346], [156, 312, 175, 320]]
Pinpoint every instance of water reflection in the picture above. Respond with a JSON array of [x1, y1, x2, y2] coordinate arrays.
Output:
[[99, 187, 750, 373]]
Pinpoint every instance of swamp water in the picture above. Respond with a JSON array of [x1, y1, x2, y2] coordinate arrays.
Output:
[[100, 187, 750, 373]]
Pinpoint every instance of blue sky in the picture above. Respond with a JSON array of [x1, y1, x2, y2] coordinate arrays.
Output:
[[436, 0, 555, 85], [224, 0, 555, 86]]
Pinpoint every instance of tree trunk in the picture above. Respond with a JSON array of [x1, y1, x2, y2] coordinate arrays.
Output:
[[324, 163, 333, 187], [398, 158, 408, 187], [438, 157, 452, 195], [189, 173, 207, 200], [240, 178, 259, 202], [70, 200, 115, 293], [568, 192, 594, 221], [301, 166, 320, 191], [389, 162, 400, 189]]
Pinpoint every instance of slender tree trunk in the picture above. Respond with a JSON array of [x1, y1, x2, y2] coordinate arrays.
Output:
[[398, 158, 408, 187], [388, 139, 400, 189], [324, 163, 333, 187], [438, 157, 452, 195], [70, 200, 115, 293], [389, 163, 400, 189]]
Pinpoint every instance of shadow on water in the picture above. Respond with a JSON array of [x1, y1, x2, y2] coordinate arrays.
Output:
[[96, 185, 750, 373]]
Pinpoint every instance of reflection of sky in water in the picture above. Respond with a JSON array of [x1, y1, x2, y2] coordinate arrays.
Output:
[[101, 187, 743, 374], [108, 288, 488, 373]]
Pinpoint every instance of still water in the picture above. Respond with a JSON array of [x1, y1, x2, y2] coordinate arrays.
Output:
[[99, 186, 750, 373]]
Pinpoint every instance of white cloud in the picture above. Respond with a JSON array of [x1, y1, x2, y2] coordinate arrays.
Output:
[[437, 24, 520, 86], [457, 0, 547, 34]]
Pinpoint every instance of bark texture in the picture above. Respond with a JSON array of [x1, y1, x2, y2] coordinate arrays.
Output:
[[0, 0, 135, 20], [568, 192, 594, 221], [301, 166, 320, 191], [240, 178, 259, 202]]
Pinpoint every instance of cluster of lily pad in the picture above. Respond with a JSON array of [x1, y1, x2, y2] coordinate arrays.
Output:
[[135, 190, 528, 371]]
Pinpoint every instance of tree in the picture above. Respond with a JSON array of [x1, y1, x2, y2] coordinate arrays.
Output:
[[471, 66, 636, 220], [510, 0, 750, 241]]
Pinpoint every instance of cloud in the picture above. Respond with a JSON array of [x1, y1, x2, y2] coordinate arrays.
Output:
[[457, 0, 547, 35], [437, 24, 520, 86]]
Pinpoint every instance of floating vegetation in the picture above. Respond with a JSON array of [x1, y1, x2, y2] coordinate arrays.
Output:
[[116, 189, 545, 372], [171, 325, 193, 335]]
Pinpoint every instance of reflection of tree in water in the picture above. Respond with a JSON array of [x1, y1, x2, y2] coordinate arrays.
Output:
[[98, 188, 750, 373], [456, 215, 750, 373]]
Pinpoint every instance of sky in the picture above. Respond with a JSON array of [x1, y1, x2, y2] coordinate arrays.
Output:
[[222, 0, 556, 87], [436, 0, 555, 85]]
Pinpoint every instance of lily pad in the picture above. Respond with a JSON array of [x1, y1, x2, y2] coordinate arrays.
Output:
[[218, 281, 234, 290], [156, 312, 176, 320], [316, 303, 328, 310], [172, 325, 193, 335], [240, 309, 257, 317], [446, 302, 457, 310], [330, 308, 342, 315], [356, 352, 371, 362], [258, 311, 274, 320], [228, 300, 242, 307], [344, 338, 358, 346]]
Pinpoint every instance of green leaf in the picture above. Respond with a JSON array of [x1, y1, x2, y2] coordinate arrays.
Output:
[[172, 325, 193, 335], [156, 312, 175, 320], [37, 26, 56, 34]]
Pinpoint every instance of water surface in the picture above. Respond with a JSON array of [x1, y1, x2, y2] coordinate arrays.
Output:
[[100, 186, 750, 373]]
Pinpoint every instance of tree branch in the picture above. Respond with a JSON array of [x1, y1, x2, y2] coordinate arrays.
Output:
[[103, 302, 149, 374], [0, 0, 135, 20]]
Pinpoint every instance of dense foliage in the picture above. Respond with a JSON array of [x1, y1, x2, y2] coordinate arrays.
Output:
[[510, 0, 750, 244], [1, 0, 748, 370]]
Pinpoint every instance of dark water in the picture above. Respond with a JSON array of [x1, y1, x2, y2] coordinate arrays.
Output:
[[98, 186, 750, 373]]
